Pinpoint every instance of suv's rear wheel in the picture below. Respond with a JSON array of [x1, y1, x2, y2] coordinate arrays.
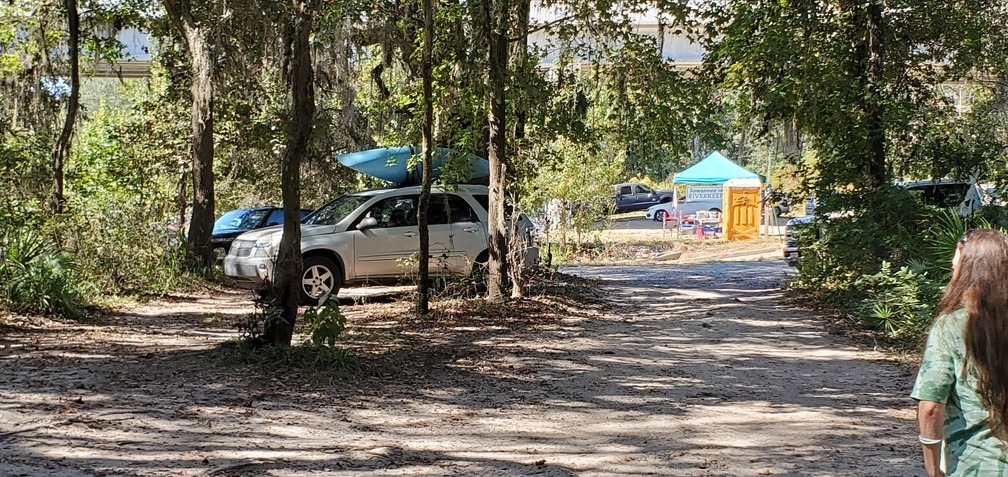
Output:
[[300, 256, 342, 305]]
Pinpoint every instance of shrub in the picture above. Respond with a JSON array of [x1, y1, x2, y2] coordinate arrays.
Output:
[[916, 208, 993, 283], [228, 291, 353, 371], [239, 290, 348, 346], [302, 294, 347, 347], [218, 339, 355, 371], [791, 187, 927, 302], [59, 86, 201, 297], [976, 204, 1008, 230], [792, 193, 1006, 346], [853, 261, 941, 341], [0, 227, 86, 318], [57, 193, 191, 296]]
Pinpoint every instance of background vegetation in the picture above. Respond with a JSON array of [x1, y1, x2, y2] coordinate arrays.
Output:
[[1, 0, 1006, 348]]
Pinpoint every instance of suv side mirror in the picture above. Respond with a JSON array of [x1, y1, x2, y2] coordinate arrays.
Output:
[[357, 217, 379, 230]]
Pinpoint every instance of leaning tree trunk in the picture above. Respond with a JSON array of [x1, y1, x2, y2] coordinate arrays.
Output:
[[164, 0, 216, 268], [483, 0, 510, 303], [264, 0, 315, 347], [50, 0, 79, 214], [416, 0, 435, 315]]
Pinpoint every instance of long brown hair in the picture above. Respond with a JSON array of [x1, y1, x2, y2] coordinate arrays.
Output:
[[939, 228, 1008, 441]]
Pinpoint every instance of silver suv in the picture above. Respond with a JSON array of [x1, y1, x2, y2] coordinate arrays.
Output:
[[224, 184, 538, 303]]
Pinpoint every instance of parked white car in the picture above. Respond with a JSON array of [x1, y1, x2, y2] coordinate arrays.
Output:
[[645, 199, 723, 221], [224, 184, 538, 303], [898, 179, 991, 216], [644, 202, 676, 221]]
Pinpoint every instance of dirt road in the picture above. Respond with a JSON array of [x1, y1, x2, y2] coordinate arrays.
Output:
[[0, 261, 920, 476]]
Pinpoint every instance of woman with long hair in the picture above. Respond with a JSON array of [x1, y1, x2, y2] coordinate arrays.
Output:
[[912, 228, 1008, 476]]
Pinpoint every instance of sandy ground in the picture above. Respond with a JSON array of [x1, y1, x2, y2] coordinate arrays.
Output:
[[0, 260, 920, 476]]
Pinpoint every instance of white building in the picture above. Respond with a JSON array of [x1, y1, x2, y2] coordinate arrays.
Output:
[[91, 28, 151, 78], [528, 5, 705, 70], [92, 6, 704, 78]]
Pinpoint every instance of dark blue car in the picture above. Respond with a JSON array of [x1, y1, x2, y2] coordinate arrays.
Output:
[[212, 207, 313, 258]]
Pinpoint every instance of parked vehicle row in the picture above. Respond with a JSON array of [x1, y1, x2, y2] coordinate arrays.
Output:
[[223, 184, 538, 304], [783, 179, 996, 266]]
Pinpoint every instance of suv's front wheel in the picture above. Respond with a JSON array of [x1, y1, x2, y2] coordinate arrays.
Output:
[[300, 256, 342, 305]]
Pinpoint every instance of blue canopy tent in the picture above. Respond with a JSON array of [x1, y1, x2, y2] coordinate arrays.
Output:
[[670, 152, 764, 228], [337, 146, 490, 186], [672, 151, 763, 185]]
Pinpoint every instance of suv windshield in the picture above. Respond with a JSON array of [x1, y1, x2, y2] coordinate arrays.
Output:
[[214, 209, 269, 233], [304, 195, 371, 226]]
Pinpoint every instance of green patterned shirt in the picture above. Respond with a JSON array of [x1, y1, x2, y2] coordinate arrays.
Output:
[[911, 308, 1008, 476]]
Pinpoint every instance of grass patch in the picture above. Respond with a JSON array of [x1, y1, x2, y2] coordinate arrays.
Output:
[[216, 339, 358, 372]]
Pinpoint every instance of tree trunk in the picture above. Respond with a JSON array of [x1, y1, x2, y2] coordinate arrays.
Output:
[[416, 0, 435, 315], [176, 168, 188, 247], [50, 0, 79, 214], [783, 115, 801, 159], [265, 0, 316, 347], [511, 0, 530, 142], [508, 0, 531, 299], [483, 0, 510, 303], [865, 0, 887, 188], [187, 37, 216, 267], [164, 0, 216, 268]]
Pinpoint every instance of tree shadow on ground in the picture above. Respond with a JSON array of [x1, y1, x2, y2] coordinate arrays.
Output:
[[0, 261, 918, 476]]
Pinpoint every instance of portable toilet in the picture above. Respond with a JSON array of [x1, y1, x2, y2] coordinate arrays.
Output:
[[722, 178, 763, 240]]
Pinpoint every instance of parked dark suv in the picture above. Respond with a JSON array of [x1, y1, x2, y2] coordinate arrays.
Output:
[[212, 207, 313, 259]]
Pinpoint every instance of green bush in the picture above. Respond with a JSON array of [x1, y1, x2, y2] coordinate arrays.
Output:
[[791, 191, 1006, 346], [229, 292, 353, 371], [853, 261, 941, 341], [218, 340, 355, 371], [237, 292, 285, 343], [791, 187, 927, 304], [57, 194, 191, 296], [238, 291, 348, 347], [917, 208, 994, 283], [302, 294, 347, 347], [1, 126, 51, 229], [850, 214, 1004, 344], [0, 227, 86, 318], [976, 204, 1008, 230]]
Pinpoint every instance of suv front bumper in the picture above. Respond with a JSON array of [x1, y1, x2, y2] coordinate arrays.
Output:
[[224, 241, 275, 289]]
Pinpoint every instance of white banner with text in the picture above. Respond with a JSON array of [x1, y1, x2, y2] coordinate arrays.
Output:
[[685, 186, 722, 202]]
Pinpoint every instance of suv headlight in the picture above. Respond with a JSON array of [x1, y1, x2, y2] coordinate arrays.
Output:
[[252, 240, 277, 257]]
